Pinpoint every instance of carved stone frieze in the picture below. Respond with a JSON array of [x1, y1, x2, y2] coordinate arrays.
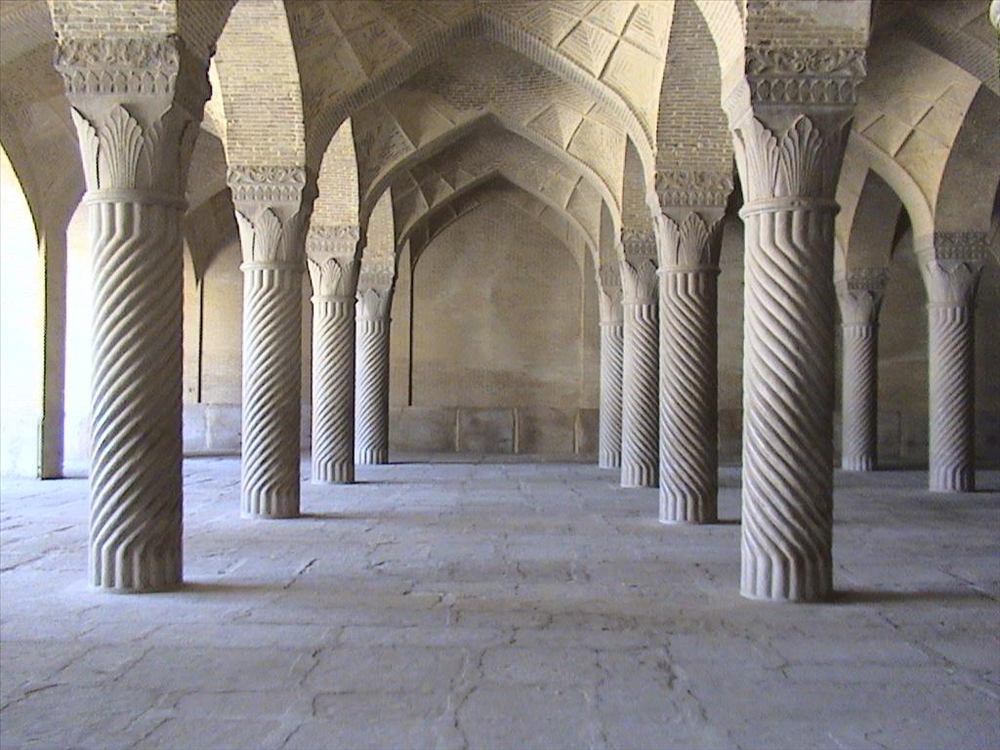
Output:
[[920, 258, 985, 308], [654, 171, 734, 209], [228, 165, 309, 205], [229, 166, 315, 266], [744, 46, 866, 107], [835, 268, 888, 326], [620, 228, 658, 259], [308, 255, 361, 301], [357, 265, 397, 319]]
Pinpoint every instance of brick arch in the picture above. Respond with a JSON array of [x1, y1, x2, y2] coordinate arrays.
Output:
[[406, 176, 590, 277], [362, 115, 616, 242], [655, 1, 732, 178], [292, 3, 660, 192], [313, 118, 360, 228], [214, 0, 305, 166]]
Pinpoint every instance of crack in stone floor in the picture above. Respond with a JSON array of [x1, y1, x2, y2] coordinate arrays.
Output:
[[1, 457, 998, 749]]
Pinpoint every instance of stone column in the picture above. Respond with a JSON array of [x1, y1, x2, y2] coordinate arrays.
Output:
[[918, 235, 986, 492], [835, 268, 888, 471], [597, 264, 624, 469], [619, 231, 659, 488], [653, 173, 730, 524], [355, 264, 395, 465], [55, 36, 208, 590], [307, 226, 361, 483], [228, 167, 313, 518], [727, 47, 865, 602]]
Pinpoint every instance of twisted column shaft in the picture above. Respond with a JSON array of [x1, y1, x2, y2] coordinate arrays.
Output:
[[355, 313, 391, 465], [241, 263, 302, 517], [311, 298, 356, 481], [619, 255, 659, 488], [598, 320, 624, 469], [307, 228, 361, 484], [919, 249, 984, 492], [841, 324, 878, 471], [836, 271, 887, 472], [658, 269, 719, 523], [654, 201, 728, 524], [928, 304, 975, 491], [89, 199, 184, 591]]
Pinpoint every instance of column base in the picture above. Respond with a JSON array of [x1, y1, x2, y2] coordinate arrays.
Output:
[[91, 553, 182, 594], [598, 451, 621, 469], [312, 462, 354, 484], [355, 447, 388, 465], [842, 456, 875, 472], [659, 491, 717, 525], [621, 464, 657, 488], [241, 493, 300, 519], [740, 552, 832, 603], [929, 467, 974, 493]]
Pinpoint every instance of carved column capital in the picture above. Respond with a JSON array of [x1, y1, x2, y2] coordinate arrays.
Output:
[[914, 232, 987, 308], [597, 262, 624, 325], [306, 225, 362, 301], [56, 35, 210, 202], [620, 255, 659, 305], [357, 264, 396, 320], [228, 166, 314, 267], [835, 268, 888, 326], [655, 208, 726, 272]]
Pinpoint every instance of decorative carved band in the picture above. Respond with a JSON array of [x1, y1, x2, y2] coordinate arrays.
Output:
[[654, 171, 734, 209], [620, 257, 659, 305], [915, 231, 989, 262], [620, 228, 658, 258], [919, 259, 985, 308], [308, 255, 360, 301], [835, 268, 888, 327], [55, 36, 179, 95], [744, 46, 866, 106], [228, 165, 308, 205]]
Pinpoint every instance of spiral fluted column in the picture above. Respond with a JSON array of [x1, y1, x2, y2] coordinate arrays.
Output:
[[597, 264, 624, 469], [307, 226, 361, 484], [54, 34, 210, 590], [619, 237, 659, 488], [654, 188, 730, 524], [836, 270, 888, 472], [919, 239, 985, 492], [230, 167, 314, 518], [728, 47, 864, 602], [355, 271, 395, 465]]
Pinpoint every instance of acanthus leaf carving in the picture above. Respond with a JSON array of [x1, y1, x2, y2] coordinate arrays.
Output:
[[99, 105, 145, 189], [620, 228, 658, 259], [54, 36, 181, 97], [620, 256, 659, 305], [920, 259, 985, 308], [735, 114, 850, 203], [656, 210, 725, 270], [307, 252, 360, 300]]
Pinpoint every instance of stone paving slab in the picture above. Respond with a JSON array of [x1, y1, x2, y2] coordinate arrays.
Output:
[[1, 458, 998, 749]]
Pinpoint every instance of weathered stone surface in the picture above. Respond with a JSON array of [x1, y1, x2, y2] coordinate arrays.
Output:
[[457, 408, 515, 454]]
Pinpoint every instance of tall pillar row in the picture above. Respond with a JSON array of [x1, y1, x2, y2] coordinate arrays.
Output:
[[619, 231, 659, 488], [835, 269, 888, 472], [355, 264, 396, 465], [597, 263, 624, 470], [55, 36, 209, 590], [307, 226, 362, 484], [653, 173, 730, 524], [918, 235, 986, 492], [229, 167, 314, 519], [727, 46, 865, 602]]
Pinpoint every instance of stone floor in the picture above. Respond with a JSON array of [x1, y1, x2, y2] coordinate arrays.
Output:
[[1, 457, 998, 750]]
